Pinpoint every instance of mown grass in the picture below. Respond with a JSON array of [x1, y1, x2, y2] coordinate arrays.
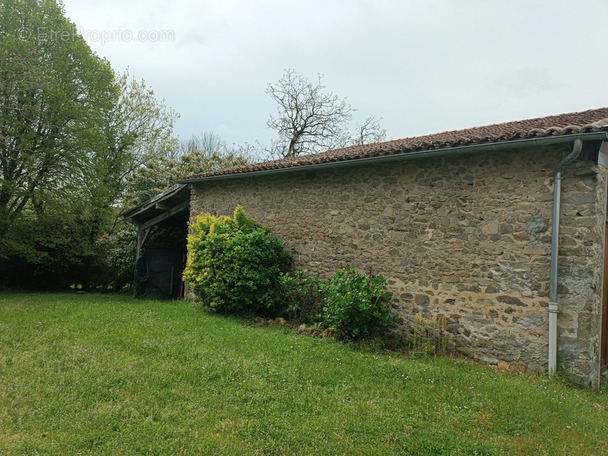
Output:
[[0, 292, 607, 455]]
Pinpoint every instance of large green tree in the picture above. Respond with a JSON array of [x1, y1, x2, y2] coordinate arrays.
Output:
[[102, 71, 179, 207], [0, 0, 117, 236], [0, 1, 179, 289]]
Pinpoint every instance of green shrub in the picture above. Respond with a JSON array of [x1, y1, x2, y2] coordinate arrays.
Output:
[[0, 212, 99, 290], [319, 268, 398, 340], [279, 269, 322, 323], [183, 206, 292, 316]]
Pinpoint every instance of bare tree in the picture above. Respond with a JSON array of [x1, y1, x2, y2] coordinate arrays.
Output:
[[266, 69, 387, 158], [178, 131, 229, 157], [266, 69, 354, 158], [350, 115, 387, 146]]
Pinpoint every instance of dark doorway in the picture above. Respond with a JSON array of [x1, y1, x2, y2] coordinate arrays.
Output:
[[142, 247, 185, 299]]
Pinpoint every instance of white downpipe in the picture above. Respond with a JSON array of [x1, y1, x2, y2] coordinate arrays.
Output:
[[548, 303, 559, 375], [548, 139, 583, 376]]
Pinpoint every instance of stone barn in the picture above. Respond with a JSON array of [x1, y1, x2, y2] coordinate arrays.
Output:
[[181, 108, 608, 387]]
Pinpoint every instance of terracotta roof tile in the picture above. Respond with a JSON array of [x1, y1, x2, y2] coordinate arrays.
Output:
[[183, 107, 608, 180]]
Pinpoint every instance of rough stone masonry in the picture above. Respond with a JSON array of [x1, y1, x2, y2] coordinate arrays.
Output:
[[190, 143, 608, 387]]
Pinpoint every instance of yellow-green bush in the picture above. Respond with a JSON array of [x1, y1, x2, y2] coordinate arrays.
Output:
[[183, 206, 292, 316]]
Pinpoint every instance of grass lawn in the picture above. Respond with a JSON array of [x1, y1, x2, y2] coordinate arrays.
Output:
[[0, 292, 607, 455]]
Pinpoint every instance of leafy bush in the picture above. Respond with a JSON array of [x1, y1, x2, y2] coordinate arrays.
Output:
[[183, 206, 292, 316], [0, 212, 99, 290], [319, 268, 398, 340], [279, 269, 322, 323]]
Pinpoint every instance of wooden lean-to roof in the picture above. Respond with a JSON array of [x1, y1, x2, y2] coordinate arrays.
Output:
[[123, 184, 190, 229]]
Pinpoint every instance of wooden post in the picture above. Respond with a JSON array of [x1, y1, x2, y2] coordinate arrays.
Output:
[[136, 227, 143, 258]]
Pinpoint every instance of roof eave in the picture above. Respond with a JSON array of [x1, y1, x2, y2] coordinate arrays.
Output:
[[179, 132, 608, 184], [123, 184, 190, 223]]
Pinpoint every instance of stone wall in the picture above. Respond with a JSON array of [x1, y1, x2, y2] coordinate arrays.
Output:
[[190, 143, 607, 386], [557, 159, 607, 387]]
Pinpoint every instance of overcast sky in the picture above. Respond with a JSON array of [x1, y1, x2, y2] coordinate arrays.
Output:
[[62, 0, 608, 150]]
